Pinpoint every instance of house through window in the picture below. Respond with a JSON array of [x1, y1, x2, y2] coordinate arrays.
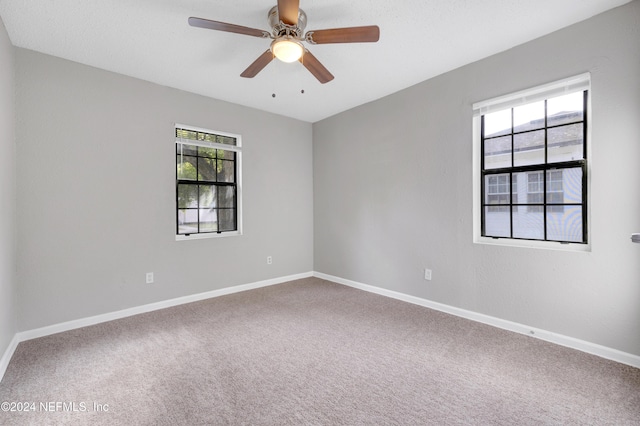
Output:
[[528, 170, 564, 213], [486, 174, 517, 213], [474, 74, 589, 245]]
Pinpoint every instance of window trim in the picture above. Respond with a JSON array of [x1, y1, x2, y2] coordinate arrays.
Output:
[[472, 75, 591, 252], [175, 123, 243, 241]]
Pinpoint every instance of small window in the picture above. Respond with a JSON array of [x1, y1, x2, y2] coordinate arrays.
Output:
[[175, 125, 242, 239], [473, 74, 589, 247], [528, 171, 563, 213], [486, 174, 517, 213]]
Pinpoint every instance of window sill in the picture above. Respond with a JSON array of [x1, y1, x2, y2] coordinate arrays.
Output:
[[474, 236, 591, 252], [176, 231, 242, 241]]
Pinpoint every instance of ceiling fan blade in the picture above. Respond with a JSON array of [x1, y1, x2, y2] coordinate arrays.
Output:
[[300, 50, 334, 84], [188, 17, 269, 38], [305, 26, 380, 44], [240, 50, 274, 78], [277, 0, 299, 26]]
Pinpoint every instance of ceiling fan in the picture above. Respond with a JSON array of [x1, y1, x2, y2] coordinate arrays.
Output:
[[188, 0, 380, 84]]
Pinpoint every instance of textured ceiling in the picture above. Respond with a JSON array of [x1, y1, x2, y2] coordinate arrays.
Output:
[[0, 0, 632, 122]]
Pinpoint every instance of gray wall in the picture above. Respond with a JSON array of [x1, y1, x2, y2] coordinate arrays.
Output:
[[15, 50, 314, 331], [0, 16, 16, 358], [313, 1, 640, 356]]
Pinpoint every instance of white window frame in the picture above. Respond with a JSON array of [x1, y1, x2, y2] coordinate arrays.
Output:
[[175, 123, 243, 241], [472, 73, 591, 251]]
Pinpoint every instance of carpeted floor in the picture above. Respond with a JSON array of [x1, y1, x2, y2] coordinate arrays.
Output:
[[1, 277, 639, 425]]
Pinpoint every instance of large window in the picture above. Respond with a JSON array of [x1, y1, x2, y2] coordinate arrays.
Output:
[[175, 125, 242, 239], [474, 74, 589, 246]]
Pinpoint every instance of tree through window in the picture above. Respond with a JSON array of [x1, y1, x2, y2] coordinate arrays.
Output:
[[176, 126, 242, 238]]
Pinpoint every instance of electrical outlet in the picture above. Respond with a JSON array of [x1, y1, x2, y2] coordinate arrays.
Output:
[[146, 272, 154, 284], [267, 256, 273, 265], [424, 269, 432, 281]]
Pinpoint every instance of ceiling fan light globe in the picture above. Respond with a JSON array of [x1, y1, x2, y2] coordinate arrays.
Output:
[[271, 39, 304, 63]]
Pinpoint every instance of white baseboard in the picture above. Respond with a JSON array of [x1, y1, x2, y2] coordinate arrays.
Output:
[[18, 271, 313, 342], [313, 271, 640, 369], [3, 269, 638, 384], [0, 271, 313, 383], [0, 334, 19, 384]]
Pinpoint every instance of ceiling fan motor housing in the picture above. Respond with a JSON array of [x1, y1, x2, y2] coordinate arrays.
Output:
[[268, 6, 307, 38]]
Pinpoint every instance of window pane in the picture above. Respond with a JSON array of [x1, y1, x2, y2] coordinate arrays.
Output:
[[220, 149, 236, 160], [514, 101, 544, 132], [199, 208, 217, 232], [546, 169, 563, 209], [528, 193, 544, 204], [217, 135, 237, 146], [525, 171, 543, 211], [200, 133, 214, 143], [176, 129, 237, 147], [548, 123, 583, 163], [484, 109, 511, 137], [198, 157, 217, 181], [218, 209, 236, 232], [553, 167, 582, 203], [514, 130, 545, 166], [547, 206, 583, 242], [484, 136, 511, 169], [218, 160, 236, 183], [178, 209, 198, 234], [176, 143, 191, 155], [176, 128, 196, 140], [485, 174, 512, 205], [547, 92, 583, 126], [219, 186, 235, 208], [513, 206, 544, 240], [527, 171, 543, 193], [199, 185, 216, 208], [547, 170, 563, 191], [176, 144, 197, 156], [198, 147, 217, 158], [484, 206, 510, 237], [510, 172, 528, 205], [178, 184, 198, 208], [177, 155, 198, 180]]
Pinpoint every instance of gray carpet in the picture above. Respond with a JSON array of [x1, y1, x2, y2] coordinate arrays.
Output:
[[1, 277, 639, 425]]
